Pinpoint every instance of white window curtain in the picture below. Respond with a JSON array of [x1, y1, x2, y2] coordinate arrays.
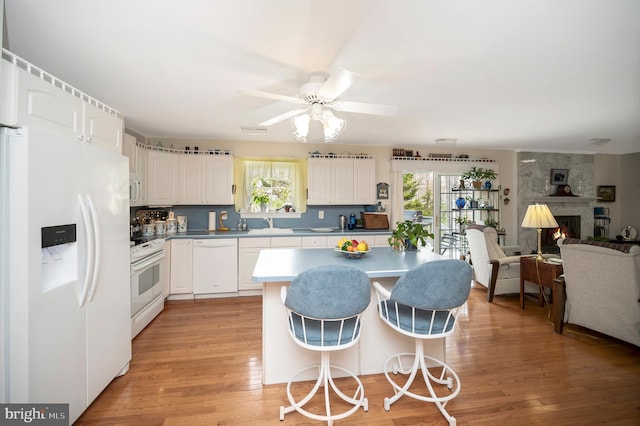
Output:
[[234, 158, 307, 213]]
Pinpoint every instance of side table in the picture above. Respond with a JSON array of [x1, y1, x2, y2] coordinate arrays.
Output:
[[520, 256, 564, 333]]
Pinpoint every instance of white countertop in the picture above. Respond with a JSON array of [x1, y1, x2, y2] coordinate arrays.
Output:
[[252, 247, 444, 281]]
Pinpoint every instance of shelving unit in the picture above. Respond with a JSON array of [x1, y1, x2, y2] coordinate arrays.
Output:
[[593, 207, 610, 238], [440, 184, 501, 259]]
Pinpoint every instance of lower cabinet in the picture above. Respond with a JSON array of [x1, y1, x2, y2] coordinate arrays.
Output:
[[170, 239, 193, 294], [238, 237, 302, 291]]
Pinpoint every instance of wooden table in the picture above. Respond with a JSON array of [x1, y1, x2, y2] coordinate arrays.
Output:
[[520, 256, 564, 333]]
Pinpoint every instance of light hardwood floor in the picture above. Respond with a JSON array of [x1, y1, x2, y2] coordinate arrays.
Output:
[[77, 284, 640, 425]]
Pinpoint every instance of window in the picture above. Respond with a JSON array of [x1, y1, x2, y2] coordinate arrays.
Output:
[[235, 158, 306, 213]]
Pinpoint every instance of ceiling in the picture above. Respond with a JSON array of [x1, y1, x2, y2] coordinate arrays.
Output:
[[4, 0, 640, 154]]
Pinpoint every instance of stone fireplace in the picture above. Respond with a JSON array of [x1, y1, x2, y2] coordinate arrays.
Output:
[[518, 152, 596, 255]]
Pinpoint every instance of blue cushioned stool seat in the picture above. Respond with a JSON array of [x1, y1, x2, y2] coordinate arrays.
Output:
[[280, 264, 371, 425], [373, 259, 472, 426]]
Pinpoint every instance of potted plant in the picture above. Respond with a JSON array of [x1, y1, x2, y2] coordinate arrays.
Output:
[[455, 216, 471, 232], [461, 167, 485, 189], [388, 220, 434, 251], [252, 194, 270, 212], [484, 217, 499, 229], [480, 168, 498, 189]]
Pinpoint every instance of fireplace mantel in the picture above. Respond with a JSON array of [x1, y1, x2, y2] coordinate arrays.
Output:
[[529, 196, 599, 203]]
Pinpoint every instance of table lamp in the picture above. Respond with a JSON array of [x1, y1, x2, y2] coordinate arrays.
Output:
[[521, 204, 559, 260]]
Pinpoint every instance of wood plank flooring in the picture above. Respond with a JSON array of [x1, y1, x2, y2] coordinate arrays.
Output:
[[76, 284, 640, 425]]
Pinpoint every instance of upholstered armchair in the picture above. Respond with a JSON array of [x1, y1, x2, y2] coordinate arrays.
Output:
[[557, 238, 640, 346], [465, 224, 541, 302]]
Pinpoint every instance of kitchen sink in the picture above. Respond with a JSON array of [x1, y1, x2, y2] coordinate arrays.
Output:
[[247, 228, 294, 235]]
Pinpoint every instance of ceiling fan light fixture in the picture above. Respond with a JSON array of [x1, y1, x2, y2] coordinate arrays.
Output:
[[321, 110, 346, 143], [291, 114, 311, 143]]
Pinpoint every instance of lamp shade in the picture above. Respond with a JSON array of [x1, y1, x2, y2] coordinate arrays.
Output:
[[521, 204, 559, 229], [291, 114, 311, 142]]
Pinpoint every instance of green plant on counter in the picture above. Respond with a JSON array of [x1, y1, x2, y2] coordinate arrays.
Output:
[[252, 194, 270, 205], [388, 220, 434, 250]]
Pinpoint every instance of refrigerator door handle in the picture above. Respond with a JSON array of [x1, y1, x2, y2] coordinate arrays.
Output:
[[86, 195, 101, 303], [78, 194, 95, 307]]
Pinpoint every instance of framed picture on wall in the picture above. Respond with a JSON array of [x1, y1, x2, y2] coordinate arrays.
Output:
[[550, 169, 569, 185], [597, 185, 616, 202]]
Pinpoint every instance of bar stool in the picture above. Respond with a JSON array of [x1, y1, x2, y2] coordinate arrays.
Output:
[[373, 259, 472, 426], [280, 264, 371, 425]]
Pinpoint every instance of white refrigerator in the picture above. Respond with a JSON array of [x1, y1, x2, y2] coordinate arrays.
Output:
[[0, 125, 131, 423]]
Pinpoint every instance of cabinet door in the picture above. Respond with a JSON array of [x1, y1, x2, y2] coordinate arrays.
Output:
[[353, 158, 376, 204], [307, 158, 332, 205], [16, 67, 83, 136], [206, 155, 234, 204], [122, 134, 138, 173], [238, 248, 263, 291], [170, 240, 193, 294], [177, 155, 207, 204], [82, 102, 123, 153], [332, 158, 354, 204], [147, 150, 177, 205]]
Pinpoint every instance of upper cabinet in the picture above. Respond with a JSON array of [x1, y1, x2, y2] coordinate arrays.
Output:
[[205, 155, 234, 205], [123, 134, 148, 206], [147, 150, 178, 206], [145, 149, 234, 206], [11, 64, 122, 153], [307, 156, 376, 205]]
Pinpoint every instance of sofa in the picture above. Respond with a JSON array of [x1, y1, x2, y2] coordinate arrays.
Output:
[[557, 238, 640, 347]]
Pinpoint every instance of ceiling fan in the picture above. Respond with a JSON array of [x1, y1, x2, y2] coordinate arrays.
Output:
[[238, 68, 398, 142]]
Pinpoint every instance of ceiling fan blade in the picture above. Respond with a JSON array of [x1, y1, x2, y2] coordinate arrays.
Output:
[[317, 68, 358, 101], [237, 88, 302, 104], [332, 100, 398, 116], [259, 109, 308, 126]]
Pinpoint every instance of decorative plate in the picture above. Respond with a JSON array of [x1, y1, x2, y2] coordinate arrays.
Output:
[[334, 248, 370, 259], [621, 226, 637, 240]]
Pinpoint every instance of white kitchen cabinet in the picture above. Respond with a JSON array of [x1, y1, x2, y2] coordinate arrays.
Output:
[[177, 154, 207, 204], [147, 150, 177, 205], [238, 238, 271, 291], [123, 134, 148, 207], [332, 158, 354, 204], [82, 101, 123, 153], [301, 236, 328, 248], [307, 158, 332, 204], [307, 157, 375, 205], [170, 239, 192, 294], [238, 236, 301, 292], [192, 239, 238, 295], [14, 66, 122, 153], [206, 155, 234, 205], [352, 158, 376, 204]]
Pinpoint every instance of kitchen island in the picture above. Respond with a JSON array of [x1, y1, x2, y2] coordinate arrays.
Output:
[[252, 247, 446, 385]]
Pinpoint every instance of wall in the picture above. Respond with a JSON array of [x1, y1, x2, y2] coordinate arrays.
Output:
[[598, 152, 640, 238]]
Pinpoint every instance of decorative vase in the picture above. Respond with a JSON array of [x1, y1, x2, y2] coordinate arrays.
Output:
[[455, 197, 466, 209], [483, 181, 492, 189]]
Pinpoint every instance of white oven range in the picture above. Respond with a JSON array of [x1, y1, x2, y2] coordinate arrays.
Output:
[[130, 238, 167, 338]]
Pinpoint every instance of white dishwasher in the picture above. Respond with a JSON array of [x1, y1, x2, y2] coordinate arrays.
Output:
[[192, 239, 238, 295]]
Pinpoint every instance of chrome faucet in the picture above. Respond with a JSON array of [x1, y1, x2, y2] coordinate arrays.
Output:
[[264, 217, 273, 229]]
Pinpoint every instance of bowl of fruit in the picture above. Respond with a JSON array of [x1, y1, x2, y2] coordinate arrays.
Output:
[[335, 238, 370, 259]]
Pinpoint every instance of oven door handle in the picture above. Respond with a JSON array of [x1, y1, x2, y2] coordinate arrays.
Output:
[[132, 250, 165, 272]]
